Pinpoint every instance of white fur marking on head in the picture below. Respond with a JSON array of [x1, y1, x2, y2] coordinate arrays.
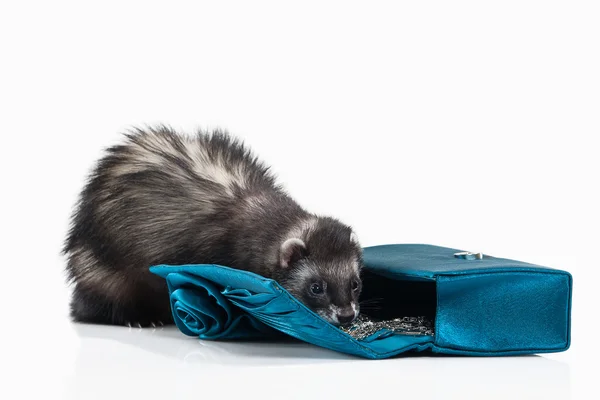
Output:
[[291, 262, 316, 281], [284, 261, 320, 295], [285, 217, 318, 242]]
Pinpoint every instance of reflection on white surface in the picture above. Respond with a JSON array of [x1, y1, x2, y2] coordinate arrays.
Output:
[[72, 323, 351, 365], [62, 323, 571, 400]]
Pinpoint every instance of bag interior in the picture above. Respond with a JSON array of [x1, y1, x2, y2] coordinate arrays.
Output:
[[359, 269, 437, 323]]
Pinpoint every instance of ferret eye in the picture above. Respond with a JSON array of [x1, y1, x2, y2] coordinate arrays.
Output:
[[310, 283, 324, 295], [351, 279, 359, 291]]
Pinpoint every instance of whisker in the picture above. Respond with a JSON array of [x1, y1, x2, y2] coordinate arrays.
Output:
[[359, 307, 383, 311], [359, 298, 384, 305]]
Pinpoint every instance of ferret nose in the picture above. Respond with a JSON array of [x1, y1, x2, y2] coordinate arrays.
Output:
[[337, 309, 356, 326]]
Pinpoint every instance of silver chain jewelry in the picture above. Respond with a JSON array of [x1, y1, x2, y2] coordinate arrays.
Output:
[[339, 315, 435, 340]]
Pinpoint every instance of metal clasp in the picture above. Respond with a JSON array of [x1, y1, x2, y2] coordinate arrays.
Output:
[[454, 251, 483, 260]]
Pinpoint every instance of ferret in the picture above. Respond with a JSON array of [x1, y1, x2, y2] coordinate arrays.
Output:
[[63, 125, 363, 328]]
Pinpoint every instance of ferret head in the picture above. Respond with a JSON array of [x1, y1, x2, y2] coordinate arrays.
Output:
[[278, 217, 363, 326]]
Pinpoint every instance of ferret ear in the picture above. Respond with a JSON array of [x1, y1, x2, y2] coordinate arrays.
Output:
[[350, 231, 360, 245], [279, 238, 307, 268]]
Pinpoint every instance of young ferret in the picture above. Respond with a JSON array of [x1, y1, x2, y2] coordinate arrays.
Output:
[[63, 126, 363, 327]]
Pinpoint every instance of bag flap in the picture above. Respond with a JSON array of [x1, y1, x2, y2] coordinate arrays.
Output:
[[362, 244, 568, 278]]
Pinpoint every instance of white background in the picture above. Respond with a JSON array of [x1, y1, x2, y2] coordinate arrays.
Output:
[[1, 1, 598, 399]]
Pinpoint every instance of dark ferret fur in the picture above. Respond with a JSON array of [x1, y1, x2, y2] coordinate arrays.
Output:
[[63, 126, 363, 327]]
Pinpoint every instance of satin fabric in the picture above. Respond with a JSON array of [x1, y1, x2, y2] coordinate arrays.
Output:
[[165, 273, 277, 339], [150, 244, 572, 359]]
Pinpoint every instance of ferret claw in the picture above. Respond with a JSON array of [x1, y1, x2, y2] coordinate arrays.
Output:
[[126, 322, 132, 328], [151, 322, 156, 328], [158, 321, 164, 326], [136, 323, 142, 328]]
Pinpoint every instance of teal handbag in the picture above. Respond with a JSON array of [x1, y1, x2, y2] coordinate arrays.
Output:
[[150, 244, 572, 359]]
